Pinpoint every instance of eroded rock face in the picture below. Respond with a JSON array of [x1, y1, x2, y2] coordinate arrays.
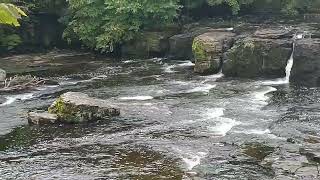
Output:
[[48, 92, 120, 123], [122, 29, 179, 58], [291, 39, 320, 87], [0, 68, 6, 81], [193, 31, 235, 74], [28, 111, 58, 125], [223, 37, 292, 78]]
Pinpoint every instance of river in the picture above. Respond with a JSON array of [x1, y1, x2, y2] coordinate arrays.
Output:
[[0, 54, 319, 179]]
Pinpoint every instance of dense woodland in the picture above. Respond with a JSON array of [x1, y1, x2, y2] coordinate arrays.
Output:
[[1, 0, 320, 54]]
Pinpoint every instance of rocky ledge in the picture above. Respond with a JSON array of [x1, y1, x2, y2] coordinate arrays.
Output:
[[28, 92, 120, 124], [122, 19, 320, 86]]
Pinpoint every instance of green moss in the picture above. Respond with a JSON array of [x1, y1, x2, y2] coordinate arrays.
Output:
[[192, 39, 207, 61], [242, 143, 275, 161], [48, 97, 81, 123]]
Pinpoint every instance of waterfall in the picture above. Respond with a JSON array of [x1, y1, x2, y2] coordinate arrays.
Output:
[[262, 32, 304, 85], [285, 32, 306, 83], [284, 42, 295, 83]]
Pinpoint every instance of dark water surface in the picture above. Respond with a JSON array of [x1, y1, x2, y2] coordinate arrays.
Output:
[[0, 54, 319, 179]]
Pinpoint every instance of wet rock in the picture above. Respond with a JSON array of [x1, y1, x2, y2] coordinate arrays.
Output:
[[168, 27, 214, 59], [286, 138, 296, 144], [291, 38, 320, 87], [304, 136, 320, 144], [0, 97, 6, 104], [122, 29, 178, 58], [300, 146, 320, 163], [28, 111, 58, 125], [48, 92, 120, 123], [223, 37, 292, 78], [192, 31, 235, 74], [253, 27, 292, 39], [242, 143, 275, 161], [0, 68, 6, 81], [169, 33, 195, 59]]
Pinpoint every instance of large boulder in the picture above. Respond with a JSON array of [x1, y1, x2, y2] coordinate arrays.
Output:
[[291, 38, 320, 86], [28, 111, 58, 125], [168, 27, 214, 59], [223, 37, 292, 78], [192, 31, 235, 74], [48, 92, 120, 123], [0, 68, 6, 81]]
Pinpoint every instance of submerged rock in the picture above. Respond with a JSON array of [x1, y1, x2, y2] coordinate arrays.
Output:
[[0, 68, 6, 81], [192, 31, 235, 74], [48, 92, 120, 123], [28, 111, 58, 125], [223, 37, 292, 78]]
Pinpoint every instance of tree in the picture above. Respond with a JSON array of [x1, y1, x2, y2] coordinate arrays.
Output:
[[0, 3, 27, 26], [64, 0, 180, 52]]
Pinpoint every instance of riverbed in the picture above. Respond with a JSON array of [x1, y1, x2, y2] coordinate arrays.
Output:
[[0, 53, 319, 179]]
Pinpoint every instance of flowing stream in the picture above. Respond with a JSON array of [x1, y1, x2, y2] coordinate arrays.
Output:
[[0, 54, 320, 179]]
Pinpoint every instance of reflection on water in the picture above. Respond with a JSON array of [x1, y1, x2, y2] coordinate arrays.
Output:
[[0, 55, 320, 179]]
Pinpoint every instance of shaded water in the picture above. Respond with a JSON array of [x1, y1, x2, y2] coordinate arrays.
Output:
[[0, 54, 320, 179]]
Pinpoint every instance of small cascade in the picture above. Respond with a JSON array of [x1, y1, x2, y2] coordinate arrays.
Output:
[[284, 42, 295, 83], [284, 32, 305, 83], [262, 32, 305, 85]]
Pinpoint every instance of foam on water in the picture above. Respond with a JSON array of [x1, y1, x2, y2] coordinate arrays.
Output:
[[207, 117, 241, 136], [59, 75, 108, 85], [182, 152, 207, 171], [177, 61, 195, 67], [244, 129, 271, 135], [123, 60, 134, 63], [205, 108, 225, 118], [201, 72, 224, 83], [0, 93, 34, 106], [187, 84, 216, 93], [203, 108, 240, 136], [226, 27, 234, 31], [119, 96, 154, 101], [163, 64, 177, 73], [252, 86, 277, 101]]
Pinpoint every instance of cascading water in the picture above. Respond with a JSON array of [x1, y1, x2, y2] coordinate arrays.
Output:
[[262, 32, 304, 85], [284, 32, 306, 83], [284, 42, 295, 83]]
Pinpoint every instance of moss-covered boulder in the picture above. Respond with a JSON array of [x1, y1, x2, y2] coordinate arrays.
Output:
[[169, 27, 215, 59], [223, 37, 292, 78], [192, 31, 235, 74], [48, 92, 120, 123]]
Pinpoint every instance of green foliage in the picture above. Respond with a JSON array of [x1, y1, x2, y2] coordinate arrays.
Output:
[[0, 28, 22, 50], [65, 0, 180, 52], [207, 0, 254, 14], [0, 3, 27, 26]]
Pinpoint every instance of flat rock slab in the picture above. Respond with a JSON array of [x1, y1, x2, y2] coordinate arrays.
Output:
[[254, 27, 293, 39], [49, 92, 120, 123], [28, 111, 58, 125]]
